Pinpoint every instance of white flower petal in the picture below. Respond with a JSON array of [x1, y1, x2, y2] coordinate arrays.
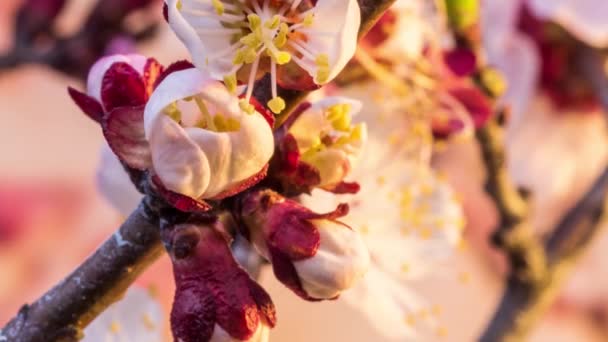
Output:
[[210, 322, 270, 342], [82, 287, 163, 342], [301, 0, 361, 83], [145, 68, 273, 199], [528, 0, 608, 47], [294, 220, 370, 299], [96, 143, 143, 216], [149, 115, 212, 198], [166, 0, 239, 79]]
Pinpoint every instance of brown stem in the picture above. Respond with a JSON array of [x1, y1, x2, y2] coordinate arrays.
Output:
[[0, 1, 396, 340], [0, 198, 164, 342], [478, 45, 608, 341]]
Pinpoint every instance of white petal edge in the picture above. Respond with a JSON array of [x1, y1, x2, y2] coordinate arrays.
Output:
[[294, 220, 370, 299]]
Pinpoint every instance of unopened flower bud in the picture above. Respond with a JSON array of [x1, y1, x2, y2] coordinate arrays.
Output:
[[238, 189, 370, 300], [276, 97, 366, 194], [144, 68, 274, 201], [167, 223, 275, 342]]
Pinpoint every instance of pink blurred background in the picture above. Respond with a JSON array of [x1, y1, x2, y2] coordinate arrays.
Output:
[[1, 0, 607, 340]]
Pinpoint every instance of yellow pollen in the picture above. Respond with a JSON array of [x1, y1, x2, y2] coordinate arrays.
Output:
[[303, 13, 315, 26], [350, 123, 364, 140], [459, 271, 471, 284], [247, 14, 261, 29], [315, 54, 329, 67], [431, 304, 442, 316], [377, 176, 386, 186], [211, 0, 224, 15], [239, 100, 255, 114], [401, 262, 410, 273], [326, 103, 352, 131], [265, 15, 281, 29], [240, 33, 261, 48], [359, 224, 369, 234], [109, 321, 121, 334], [142, 313, 156, 331], [164, 102, 182, 122], [213, 114, 241, 132], [268, 97, 286, 114], [176, 0, 182, 10], [405, 314, 416, 326], [437, 326, 448, 338], [315, 54, 330, 84], [273, 23, 289, 48], [223, 74, 237, 93]]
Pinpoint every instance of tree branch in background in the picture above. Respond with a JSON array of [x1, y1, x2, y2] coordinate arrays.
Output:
[[478, 20, 608, 342], [0, 0, 395, 340]]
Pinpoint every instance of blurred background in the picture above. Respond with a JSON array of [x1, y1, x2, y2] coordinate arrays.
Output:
[[1, 0, 608, 341]]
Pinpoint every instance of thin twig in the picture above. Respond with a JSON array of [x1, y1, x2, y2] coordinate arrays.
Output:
[[0, 1, 397, 340], [478, 42, 608, 342], [0, 198, 164, 342]]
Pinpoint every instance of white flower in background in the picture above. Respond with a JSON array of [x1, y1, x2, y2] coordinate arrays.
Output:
[[561, 224, 608, 310], [302, 139, 464, 339], [144, 68, 274, 200], [527, 0, 608, 47], [288, 97, 367, 189], [165, 0, 360, 113], [482, 0, 539, 122], [301, 83, 464, 339], [96, 144, 143, 217], [506, 97, 608, 234], [370, 0, 440, 62], [82, 287, 163, 342]]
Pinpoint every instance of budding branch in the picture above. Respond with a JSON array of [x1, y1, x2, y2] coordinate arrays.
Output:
[[0, 0, 396, 340]]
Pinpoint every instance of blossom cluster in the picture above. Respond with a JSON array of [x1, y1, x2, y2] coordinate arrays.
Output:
[[68, 0, 381, 341]]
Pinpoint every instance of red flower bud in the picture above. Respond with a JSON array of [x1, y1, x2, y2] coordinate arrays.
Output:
[[166, 222, 276, 342], [238, 189, 369, 300]]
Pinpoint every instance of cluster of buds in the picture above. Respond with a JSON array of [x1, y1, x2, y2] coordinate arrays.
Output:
[[7, 0, 161, 79], [68, 0, 370, 339]]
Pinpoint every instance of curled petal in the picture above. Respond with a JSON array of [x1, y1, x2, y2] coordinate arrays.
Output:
[[102, 105, 152, 170], [68, 87, 103, 123], [165, 0, 236, 79], [148, 115, 211, 199], [293, 219, 370, 299], [298, 0, 361, 84], [101, 62, 148, 112], [87, 54, 148, 106], [145, 68, 274, 199]]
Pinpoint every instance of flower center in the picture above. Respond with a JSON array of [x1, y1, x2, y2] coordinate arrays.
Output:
[[163, 96, 241, 133], [178, 0, 331, 114]]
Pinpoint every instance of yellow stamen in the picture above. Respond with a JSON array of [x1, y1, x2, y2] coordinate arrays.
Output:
[[247, 14, 261, 29], [265, 15, 281, 29], [223, 74, 237, 93], [303, 13, 314, 26], [239, 99, 255, 114], [176, 0, 182, 10], [211, 0, 224, 15], [268, 96, 286, 114]]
